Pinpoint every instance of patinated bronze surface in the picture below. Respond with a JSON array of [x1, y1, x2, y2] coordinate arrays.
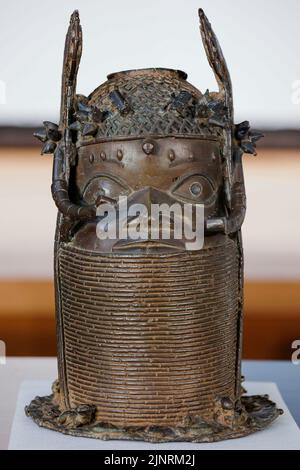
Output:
[[26, 9, 282, 442]]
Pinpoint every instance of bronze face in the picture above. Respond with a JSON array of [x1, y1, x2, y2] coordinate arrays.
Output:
[[25, 9, 282, 442], [73, 137, 222, 253]]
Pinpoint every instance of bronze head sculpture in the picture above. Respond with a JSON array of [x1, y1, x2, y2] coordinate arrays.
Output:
[[26, 9, 282, 442]]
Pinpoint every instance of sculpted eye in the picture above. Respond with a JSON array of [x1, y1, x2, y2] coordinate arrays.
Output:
[[171, 174, 215, 203], [83, 175, 130, 204], [189, 182, 202, 197]]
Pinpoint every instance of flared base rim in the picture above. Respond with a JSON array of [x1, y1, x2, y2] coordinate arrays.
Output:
[[25, 393, 282, 443]]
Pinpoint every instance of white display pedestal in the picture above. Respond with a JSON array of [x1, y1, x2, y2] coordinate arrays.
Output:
[[9, 381, 300, 450]]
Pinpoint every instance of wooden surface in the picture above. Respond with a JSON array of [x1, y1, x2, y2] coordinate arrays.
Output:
[[0, 280, 299, 359]]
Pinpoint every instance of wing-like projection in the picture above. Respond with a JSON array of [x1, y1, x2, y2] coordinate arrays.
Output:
[[59, 10, 82, 129], [50, 11, 96, 220], [198, 8, 233, 115], [199, 9, 233, 208]]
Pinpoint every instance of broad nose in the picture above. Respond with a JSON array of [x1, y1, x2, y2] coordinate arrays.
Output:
[[126, 187, 172, 208]]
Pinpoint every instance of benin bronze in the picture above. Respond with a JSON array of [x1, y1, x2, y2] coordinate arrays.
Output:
[[26, 9, 282, 442]]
